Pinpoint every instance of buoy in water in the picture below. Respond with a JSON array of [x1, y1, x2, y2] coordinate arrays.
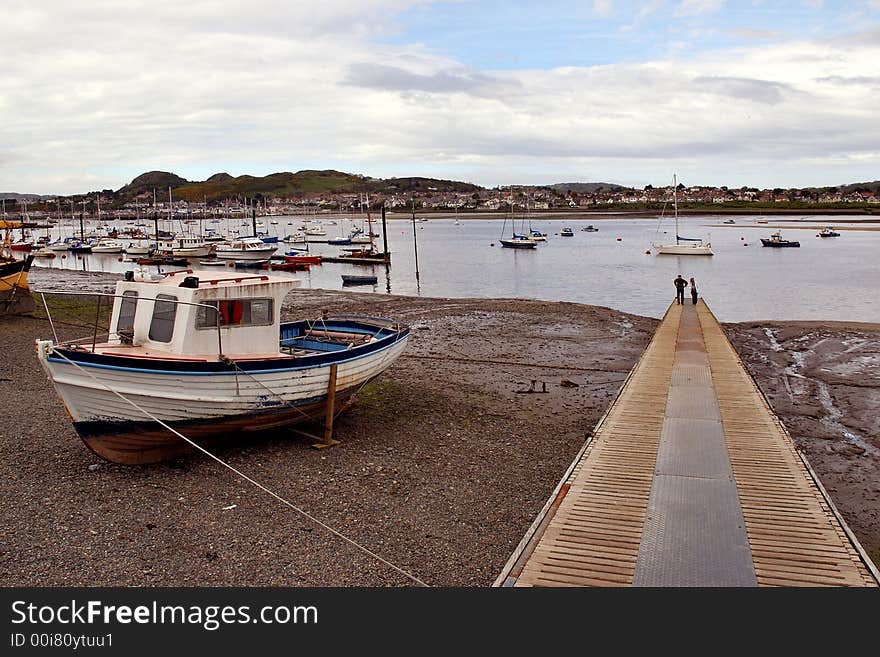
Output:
[[743, 243, 748, 246], [117, 256, 123, 262], [616, 237, 622, 241], [645, 249, 651, 254], [490, 243, 495, 247]]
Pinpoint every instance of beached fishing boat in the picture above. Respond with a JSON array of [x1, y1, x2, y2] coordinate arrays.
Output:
[[35, 269, 410, 464], [1, 221, 35, 315]]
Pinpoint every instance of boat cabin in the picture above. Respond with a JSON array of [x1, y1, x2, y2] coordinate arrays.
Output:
[[106, 269, 300, 358]]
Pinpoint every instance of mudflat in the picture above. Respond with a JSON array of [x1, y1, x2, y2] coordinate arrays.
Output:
[[2, 269, 876, 585], [0, 273, 655, 586]]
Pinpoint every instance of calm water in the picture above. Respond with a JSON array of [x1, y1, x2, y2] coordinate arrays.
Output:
[[31, 214, 880, 322]]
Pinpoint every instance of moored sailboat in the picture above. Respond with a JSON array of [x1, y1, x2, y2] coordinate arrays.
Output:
[[652, 175, 713, 255]]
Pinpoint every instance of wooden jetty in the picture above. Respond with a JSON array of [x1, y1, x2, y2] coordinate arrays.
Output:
[[496, 299, 879, 587]]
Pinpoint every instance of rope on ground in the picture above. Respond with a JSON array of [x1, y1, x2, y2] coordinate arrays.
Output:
[[50, 348, 429, 588]]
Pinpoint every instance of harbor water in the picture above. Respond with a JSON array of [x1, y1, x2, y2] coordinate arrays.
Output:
[[29, 214, 880, 323]]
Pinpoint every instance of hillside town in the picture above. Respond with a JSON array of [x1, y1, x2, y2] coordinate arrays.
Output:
[[3, 181, 879, 222]]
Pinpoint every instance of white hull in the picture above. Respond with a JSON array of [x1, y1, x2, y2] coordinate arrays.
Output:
[[37, 338, 409, 424], [124, 246, 152, 256], [653, 243, 713, 256], [172, 246, 213, 257], [92, 247, 125, 253]]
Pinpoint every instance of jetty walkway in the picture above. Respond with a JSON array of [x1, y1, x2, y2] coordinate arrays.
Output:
[[496, 300, 879, 587]]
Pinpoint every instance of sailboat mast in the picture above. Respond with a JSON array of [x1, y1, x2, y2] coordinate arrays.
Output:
[[673, 174, 679, 245]]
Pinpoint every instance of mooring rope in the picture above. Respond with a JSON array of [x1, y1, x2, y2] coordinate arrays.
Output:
[[50, 348, 429, 587]]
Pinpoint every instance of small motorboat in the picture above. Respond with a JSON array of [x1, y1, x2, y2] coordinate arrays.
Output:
[[723, 219, 736, 224], [581, 225, 598, 232], [761, 231, 800, 248], [817, 226, 840, 237], [528, 229, 547, 241], [267, 260, 310, 272], [91, 238, 126, 253], [341, 274, 378, 285], [560, 227, 574, 237], [283, 250, 322, 265], [198, 259, 227, 266], [233, 259, 269, 269]]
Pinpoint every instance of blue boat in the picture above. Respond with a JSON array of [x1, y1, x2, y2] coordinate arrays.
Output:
[[341, 274, 378, 285]]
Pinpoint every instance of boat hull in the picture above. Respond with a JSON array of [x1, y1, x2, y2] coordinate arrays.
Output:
[[499, 239, 537, 249], [1, 256, 34, 314], [760, 240, 800, 248], [653, 244, 714, 255], [73, 388, 361, 464], [214, 250, 277, 260], [36, 323, 409, 463]]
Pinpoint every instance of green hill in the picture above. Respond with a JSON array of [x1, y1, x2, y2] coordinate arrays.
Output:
[[548, 182, 630, 193], [118, 171, 191, 196], [115, 169, 481, 203]]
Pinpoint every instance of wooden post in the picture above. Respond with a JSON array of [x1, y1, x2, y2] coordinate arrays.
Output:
[[316, 364, 341, 448]]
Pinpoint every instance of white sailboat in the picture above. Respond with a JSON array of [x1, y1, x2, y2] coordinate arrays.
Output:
[[652, 175, 713, 256]]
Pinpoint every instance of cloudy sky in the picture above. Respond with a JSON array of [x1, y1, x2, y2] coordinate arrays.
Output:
[[3, 0, 880, 194]]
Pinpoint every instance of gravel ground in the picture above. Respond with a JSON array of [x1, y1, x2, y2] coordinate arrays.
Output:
[[1, 270, 655, 586], [3, 269, 876, 585]]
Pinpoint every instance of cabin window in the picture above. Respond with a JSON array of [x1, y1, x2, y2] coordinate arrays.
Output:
[[148, 294, 178, 343], [116, 291, 138, 343], [195, 298, 274, 329]]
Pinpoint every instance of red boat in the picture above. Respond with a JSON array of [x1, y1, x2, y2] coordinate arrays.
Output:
[[10, 241, 34, 252], [266, 261, 310, 272], [283, 251, 322, 265]]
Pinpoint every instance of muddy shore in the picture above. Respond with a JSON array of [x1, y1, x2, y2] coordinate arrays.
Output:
[[1, 269, 876, 585]]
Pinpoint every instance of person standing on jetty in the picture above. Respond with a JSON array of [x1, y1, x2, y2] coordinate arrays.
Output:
[[674, 274, 688, 305], [690, 277, 698, 305]]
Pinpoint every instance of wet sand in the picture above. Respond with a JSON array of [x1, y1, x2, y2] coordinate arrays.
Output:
[[726, 322, 880, 565]]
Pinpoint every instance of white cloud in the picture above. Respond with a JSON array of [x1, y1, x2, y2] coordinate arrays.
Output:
[[2, 0, 880, 192], [674, 0, 725, 16], [592, 0, 613, 17]]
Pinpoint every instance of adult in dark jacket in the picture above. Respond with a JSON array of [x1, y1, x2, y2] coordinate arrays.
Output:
[[674, 275, 688, 305], [690, 277, 698, 304]]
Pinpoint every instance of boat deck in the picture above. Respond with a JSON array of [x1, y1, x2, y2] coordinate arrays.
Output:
[[496, 299, 878, 587]]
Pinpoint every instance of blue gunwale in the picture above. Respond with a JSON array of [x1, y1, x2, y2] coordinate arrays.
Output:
[[49, 319, 409, 375]]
